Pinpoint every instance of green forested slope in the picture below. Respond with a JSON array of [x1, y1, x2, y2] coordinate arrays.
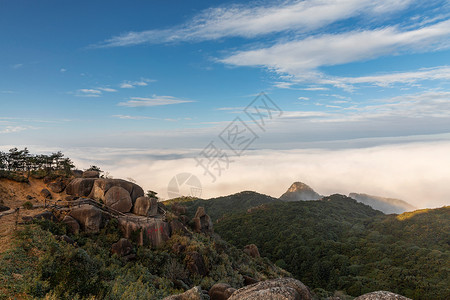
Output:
[[214, 195, 449, 299]]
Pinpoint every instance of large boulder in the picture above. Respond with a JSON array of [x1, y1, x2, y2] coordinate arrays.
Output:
[[66, 178, 96, 197], [243, 244, 260, 258], [354, 291, 412, 300], [118, 216, 170, 247], [88, 178, 144, 203], [105, 186, 132, 213], [163, 286, 208, 300], [40, 188, 52, 199], [133, 196, 151, 216], [62, 215, 80, 234], [82, 170, 100, 178], [209, 283, 236, 300], [192, 207, 213, 235], [34, 211, 58, 222], [47, 181, 66, 193], [111, 238, 133, 256], [69, 204, 103, 233], [228, 278, 312, 300]]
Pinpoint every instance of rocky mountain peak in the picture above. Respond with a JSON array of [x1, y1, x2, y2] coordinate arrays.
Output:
[[280, 181, 322, 201]]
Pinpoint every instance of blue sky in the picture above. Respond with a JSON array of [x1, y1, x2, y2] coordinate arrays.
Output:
[[1, 0, 450, 205]]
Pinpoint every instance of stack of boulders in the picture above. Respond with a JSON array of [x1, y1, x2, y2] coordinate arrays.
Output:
[[59, 171, 202, 248], [192, 206, 213, 235]]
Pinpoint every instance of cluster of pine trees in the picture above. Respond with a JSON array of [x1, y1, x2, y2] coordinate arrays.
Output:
[[0, 148, 74, 178]]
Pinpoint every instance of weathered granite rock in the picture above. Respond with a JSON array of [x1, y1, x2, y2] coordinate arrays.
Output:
[[133, 196, 151, 216], [209, 283, 236, 300], [72, 170, 83, 178], [66, 178, 96, 197], [192, 207, 213, 235], [62, 215, 80, 234], [228, 278, 312, 300], [111, 238, 133, 256], [82, 170, 100, 178], [34, 211, 58, 222], [243, 244, 260, 258], [104, 186, 132, 213], [354, 291, 412, 300], [47, 181, 66, 193], [40, 188, 52, 199], [118, 216, 170, 247], [89, 178, 144, 203], [163, 286, 208, 300], [69, 204, 103, 233]]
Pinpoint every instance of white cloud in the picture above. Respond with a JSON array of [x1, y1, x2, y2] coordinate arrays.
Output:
[[60, 68, 67, 73], [76, 89, 102, 97], [298, 97, 310, 101], [0, 125, 35, 134], [119, 78, 154, 89], [54, 140, 450, 209], [98, 87, 118, 92], [221, 20, 450, 75], [118, 95, 195, 107], [94, 0, 414, 47]]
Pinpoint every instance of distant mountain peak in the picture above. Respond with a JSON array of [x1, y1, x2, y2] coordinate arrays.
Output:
[[280, 181, 322, 201], [349, 192, 416, 214]]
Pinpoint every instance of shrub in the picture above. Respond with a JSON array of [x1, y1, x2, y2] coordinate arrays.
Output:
[[23, 201, 33, 210]]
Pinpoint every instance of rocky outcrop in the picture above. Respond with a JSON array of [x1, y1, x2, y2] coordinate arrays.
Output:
[[40, 188, 52, 199], [163, 286, 209, 300], [88, 178, 144, 203], [111, 238, 133, 257], [354, 291, 412, 300], [69, 204, 103, 233], [105, 186, 132, 213], [171, 202, 187, 215], [82, 170, 100, 178], [62, 215, 80, 234], [66, 178, 96, 197], [209, 283, 236, 300], [280, 182, 321, 201], [243, 244, 260, 258], [192, 207, 213, 235], [185, 251, 208, 276], [118, 216, 170, 247], [228, 278, 312, 300]]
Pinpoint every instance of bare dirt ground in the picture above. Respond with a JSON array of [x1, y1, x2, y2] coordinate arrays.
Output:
[[0, 177, 68, 254]]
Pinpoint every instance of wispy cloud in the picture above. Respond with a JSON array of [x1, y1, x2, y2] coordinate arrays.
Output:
[[98, 87, 118, 92], [60, 68, 67, 73], [119, 78, 154, 89], [118, 95, 195, 107], [221, 20, 450, 75], [76, 89, 102, 97], [0, 125, 35, 134], [93, 0, 415, 47], [11, 63, 23, 69]]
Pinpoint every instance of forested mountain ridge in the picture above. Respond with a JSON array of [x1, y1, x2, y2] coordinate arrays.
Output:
[[211, 195, 449, 299]]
